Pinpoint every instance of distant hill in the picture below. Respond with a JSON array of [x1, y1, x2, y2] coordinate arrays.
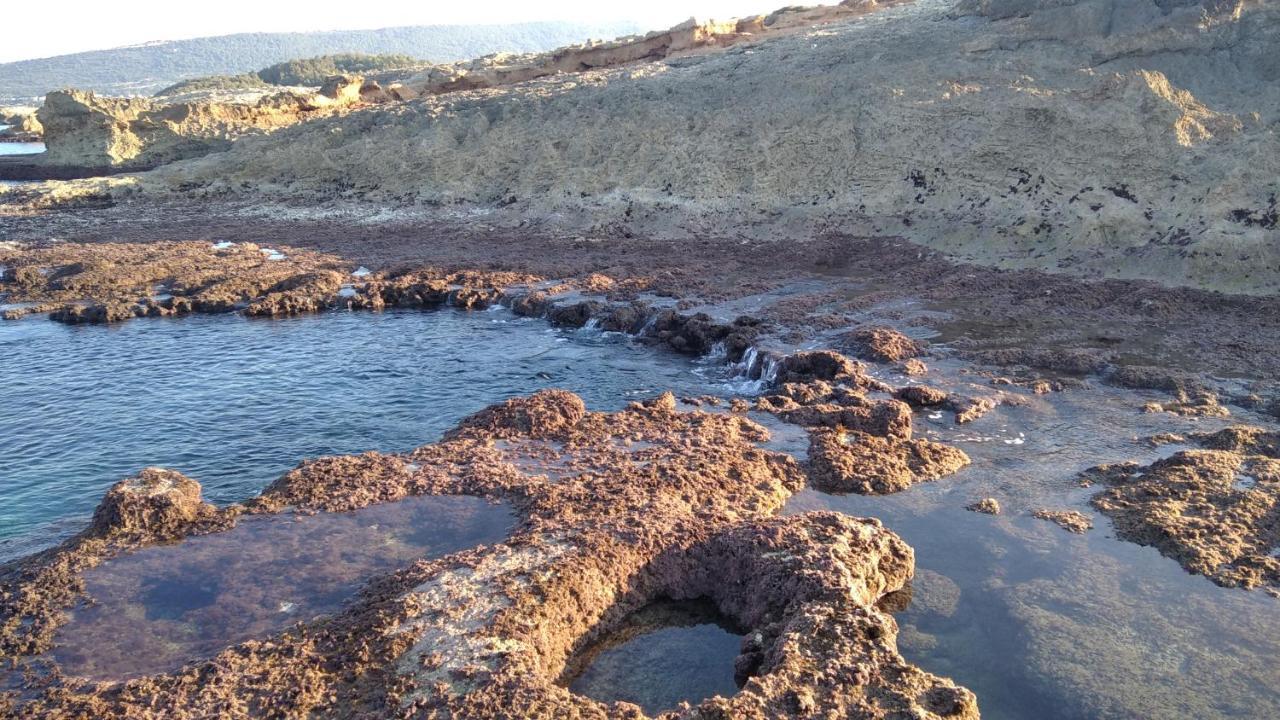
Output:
[[0, 21, 644, 103]]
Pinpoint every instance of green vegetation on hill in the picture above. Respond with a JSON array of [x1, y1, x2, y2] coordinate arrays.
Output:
[[154, 53, 421, 97], [257, 53, 419, 86], [154, 73, 269, 97], [0, 21, 643, 103]]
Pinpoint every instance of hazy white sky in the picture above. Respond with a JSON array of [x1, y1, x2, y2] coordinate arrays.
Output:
[[2, 0, 818, 62]]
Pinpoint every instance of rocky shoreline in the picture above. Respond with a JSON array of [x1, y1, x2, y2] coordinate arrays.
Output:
[[1, 389, 978, 718], [2, 235, 1279, 716]]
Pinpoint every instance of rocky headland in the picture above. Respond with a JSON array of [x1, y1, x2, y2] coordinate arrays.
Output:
[[5, 0, 1273, 290]]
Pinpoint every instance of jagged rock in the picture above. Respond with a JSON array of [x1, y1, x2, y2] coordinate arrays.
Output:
[[447, 389, 587, 440], [778, 398, 914, 440], [895, 385, 950, 407], [808, 428, 971, 494], [1090, 429, 1280, 590], [89, 468, 219, 541], [844, 326, 926, 362], [898, 358, 929, 376], [774, 350, 863, 384], [947, 394, 998, 424]]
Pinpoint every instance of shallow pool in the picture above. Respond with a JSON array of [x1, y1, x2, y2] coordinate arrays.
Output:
[[53, 494, 516, 679], [787, 364, 1280, 720], [564, 599, 744, 714]]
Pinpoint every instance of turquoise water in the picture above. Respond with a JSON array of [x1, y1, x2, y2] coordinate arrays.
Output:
[[0, 309, 727, 554]]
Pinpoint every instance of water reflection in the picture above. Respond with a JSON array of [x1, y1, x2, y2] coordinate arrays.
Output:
[[51, 495, 515, 679], [786, 367, 1280, 720], [565, 598, 744, 714]]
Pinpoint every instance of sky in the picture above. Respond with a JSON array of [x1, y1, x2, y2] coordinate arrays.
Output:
[[0, 0, 822, 63]]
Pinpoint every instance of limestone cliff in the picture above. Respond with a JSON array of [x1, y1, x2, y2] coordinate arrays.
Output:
[[370, 1, 900, 101], [0, 106, 41, 141], [33, 78, 368, 170], [18, 0, 1280, 293]]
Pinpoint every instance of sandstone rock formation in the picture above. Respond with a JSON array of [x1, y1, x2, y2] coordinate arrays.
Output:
[[0, 106, 41, 141], [31, 78, 368, 171], [381, 1, 902, 100], [123, 0, 1280, 293]]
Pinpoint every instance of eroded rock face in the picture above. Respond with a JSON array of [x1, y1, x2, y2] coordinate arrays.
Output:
[[1089, 426, 1280, 590], [33, 84, 365, 170], [390, 1, 904, 100], [0, 106, 42, 141], [0, 390, 977, 719], [88, 468, 220, 541], [133, 0, 1280, 293], [774, 350, 864, 384]]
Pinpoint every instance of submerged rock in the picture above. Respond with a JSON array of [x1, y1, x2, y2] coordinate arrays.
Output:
[[1032, 509, 1094, 534]]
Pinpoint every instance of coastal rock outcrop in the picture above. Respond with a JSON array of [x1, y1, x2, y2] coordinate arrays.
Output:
[[122, 0, 1280, 293], [1, 390, 978, 719], [30, 81, 367, 171], [0, 241, 529, 324], [1088, 425, 1280, 591], [0, 106, 41, 141], [808, 427, 972, 494]]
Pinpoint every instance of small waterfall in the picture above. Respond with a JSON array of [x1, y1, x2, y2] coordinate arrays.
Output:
[[583, 317, 601, 331], [761, 356, 781, 385], [638, 313, 658, 336], [705, 341, 729, 363]]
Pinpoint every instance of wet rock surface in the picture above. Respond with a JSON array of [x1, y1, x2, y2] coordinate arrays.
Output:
[[1089, 426, 1280, 591], [0, 390, 977, 719], [1031, 509, 1094, 534], [808, 428, 971, 495], [0, 241, 531, 324], [843, 326, 926, 363]]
